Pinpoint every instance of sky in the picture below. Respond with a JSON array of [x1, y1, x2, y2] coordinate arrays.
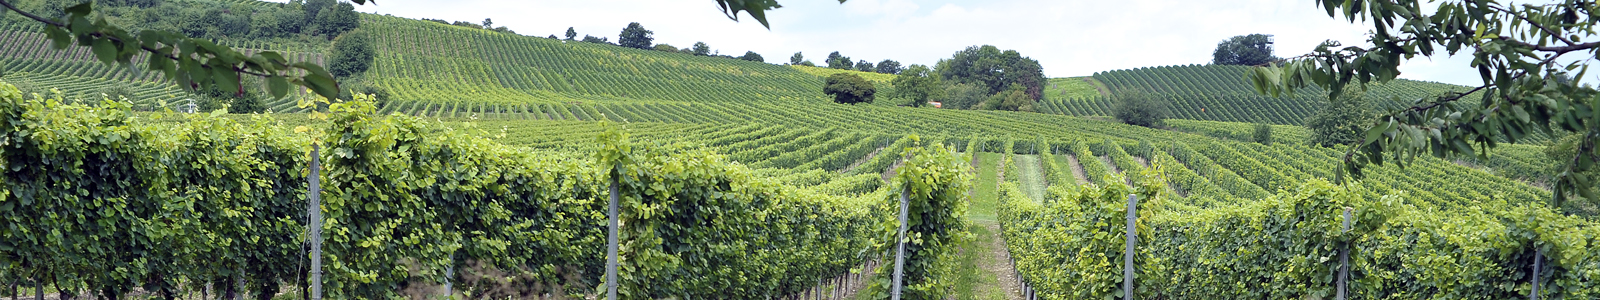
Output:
[[301, 0, 1503, 86]]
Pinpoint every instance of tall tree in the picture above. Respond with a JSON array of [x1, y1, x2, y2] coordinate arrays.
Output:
[[875, 59, 903, 74], [1212, 34, 1276, 66], [855, 60, 874, 72], [739, 51, 764, 62], [1248, 0, 1600, 208], [618, 22, 654, 49], [824, 73, 875, 104], [934, 45, 1046, 100], [790, 52, 804, 65], [311, 2, 359, 37], [564, 27, 577, 40], [826, 51, 852, 69], [691, 42, 711, 56], [481, 18, 493, 28], [888, 64, 941, 107]]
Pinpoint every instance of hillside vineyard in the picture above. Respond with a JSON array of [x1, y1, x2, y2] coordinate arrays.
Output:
[[0, 0, 1596, 299]]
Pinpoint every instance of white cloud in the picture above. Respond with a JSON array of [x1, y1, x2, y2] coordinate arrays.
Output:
[[270, 0, 1509, 86]]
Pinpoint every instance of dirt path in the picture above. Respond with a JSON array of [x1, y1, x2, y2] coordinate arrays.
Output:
[[1063, 154, 1089, 185]]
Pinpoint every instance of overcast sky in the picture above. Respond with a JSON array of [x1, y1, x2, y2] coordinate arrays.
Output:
[[312, 0, 1502, 86]]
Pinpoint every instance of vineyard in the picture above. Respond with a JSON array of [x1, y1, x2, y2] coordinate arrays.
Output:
[[2, 0, 1596, 298], [0, 23, 327, 112], [1036, 64, 1489, 126]]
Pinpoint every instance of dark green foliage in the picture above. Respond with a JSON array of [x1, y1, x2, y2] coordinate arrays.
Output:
[[875, 59, 902, 74], [981, 86, 1034, 112], [96, 83, 135, 102], [312, 2, 359, 37], [854, 60, 873, 72], [450, 20, 483, 29], [1304, 87, 1374, 147], [581, 34, 610, 44], [941, 83, 986, 110], [654, 44, 679, 52], [1113, 88, 1169, 127], [547, 34, 558, 39], [1252, 123, 1272, 145], [798, 60, 816, 67], [824, 73, 875, 105], [481, 18, 493, 28], [790, 52, 803, 65], [564, 27, 577, 40], [1248, 0, 1600, 207], [934, 45, 1045, 100], [618, 22, 654, 49], [888, 64, 941, 107], [99, 0, 162, 8], [329, 30, 375, 78], [1212, 34, 1275, 66], [691, 42, 711, 56], [826, 51, 851, 69], [739, 51, 763, 62]]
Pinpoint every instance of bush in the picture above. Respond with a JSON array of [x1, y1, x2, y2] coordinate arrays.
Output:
[[1113, 88, 1169, 127], [328, 30, 375, 78], [1252, 123, 1272, 145], [1305, 86, 1374, 147]]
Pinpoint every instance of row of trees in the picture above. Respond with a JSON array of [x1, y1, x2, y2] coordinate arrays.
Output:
[[543, 23, 768, 63], [786, 51, 905, 74], [823, 45, 1046, 112]]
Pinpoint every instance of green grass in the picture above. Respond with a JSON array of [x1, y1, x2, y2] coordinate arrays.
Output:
[[1012, 155, 1047, 202], [970, 152, 1003, 221], [1044, 77, 1103, 100], [952, 223, 1009, 300], [790, 65, 897, 83]]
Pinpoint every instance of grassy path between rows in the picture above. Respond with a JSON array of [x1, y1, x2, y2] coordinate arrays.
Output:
[[951, 152, 1024, 300]]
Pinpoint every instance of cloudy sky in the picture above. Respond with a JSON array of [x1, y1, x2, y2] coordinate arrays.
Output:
[[318, 0, 1494, 86]]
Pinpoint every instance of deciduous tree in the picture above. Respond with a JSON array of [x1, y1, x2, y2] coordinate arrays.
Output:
[[935, 45, 1045, 100], [618, 22, 654, 49], [875, 59, 903, 74], [1212, 34, 1276, 66], [739, 51, 764, 62], [855, 60, 873, 72], [1113, 88, 1168, 127], [1248, 0, 1600, 208], [790, 52, 804, 65], [824, 73, 875, 104], [691, 42, 711, 56], [888, 64, 941, 107]]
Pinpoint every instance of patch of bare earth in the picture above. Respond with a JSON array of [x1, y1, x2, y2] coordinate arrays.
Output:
[[1064, 154, 1089, 184]]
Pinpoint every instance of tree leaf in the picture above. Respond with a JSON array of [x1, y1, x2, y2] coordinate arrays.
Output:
[[268, 76, 289, 99]]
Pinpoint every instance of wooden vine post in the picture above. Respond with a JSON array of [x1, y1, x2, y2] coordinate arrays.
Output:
[[1337, 208, 1350, 300], [308, 144, 324, 300], [606, 175, 620, 300], [1123, 194, 1137, 300], [890, 185, 910, 300]]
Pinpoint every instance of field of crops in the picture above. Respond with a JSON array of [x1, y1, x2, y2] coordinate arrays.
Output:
[[2, 1, 1595, 298], [1037, 64, 1486, 125]]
